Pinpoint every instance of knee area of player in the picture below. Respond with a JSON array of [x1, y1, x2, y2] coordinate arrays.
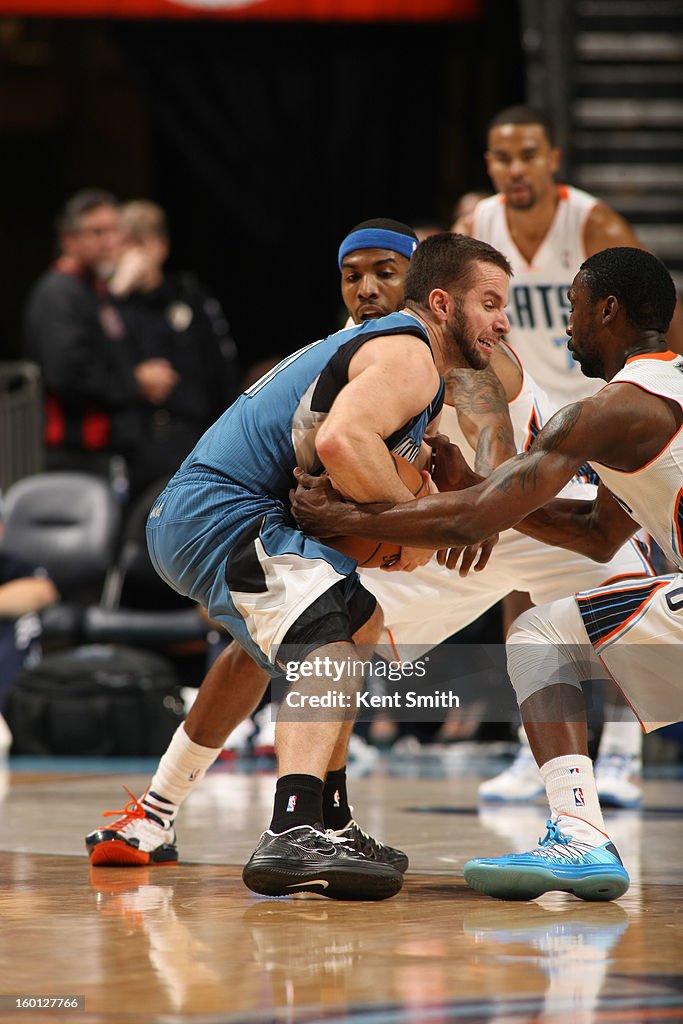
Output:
[[506, 607, 587, 705]]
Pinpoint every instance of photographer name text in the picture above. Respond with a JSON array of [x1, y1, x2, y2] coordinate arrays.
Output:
[[285, 690, 460, 709]]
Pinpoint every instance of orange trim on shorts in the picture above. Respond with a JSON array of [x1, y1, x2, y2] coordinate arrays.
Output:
[[579, 578, 670, 649], [595, 571, 650, 588], [385, 628, 402, 665], [595, 655, 647, 734]]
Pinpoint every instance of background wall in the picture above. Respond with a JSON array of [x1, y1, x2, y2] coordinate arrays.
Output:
[[0, 8, 524, 371]]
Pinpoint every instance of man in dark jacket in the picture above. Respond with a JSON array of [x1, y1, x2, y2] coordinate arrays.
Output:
[[23, 189, 178, 482], [108, 200, 241, 497]]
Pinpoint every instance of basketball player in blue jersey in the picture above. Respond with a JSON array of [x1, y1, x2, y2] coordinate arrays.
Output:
[[85, 219, 426, 882], [86, 229, 512, 901], [293, 246, 681, 902]]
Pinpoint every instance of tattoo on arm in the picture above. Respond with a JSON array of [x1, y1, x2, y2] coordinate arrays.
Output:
[[475, 426, 494, 476], [446, 368, 515, 475], [445, 368, 509, 415], [492, 403, 584, 495], [474, 424, 512, 475], [539, 403, 583, 452]]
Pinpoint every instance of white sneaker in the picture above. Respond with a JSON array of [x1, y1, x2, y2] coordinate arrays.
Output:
[[595, 753, 642, 809], [478, 743, 544, 802], [85, 789, 178, 866]]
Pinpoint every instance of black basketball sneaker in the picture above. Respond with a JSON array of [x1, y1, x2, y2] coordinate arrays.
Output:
[[334, 820, 409, 873], [242, 824, 403, 900]]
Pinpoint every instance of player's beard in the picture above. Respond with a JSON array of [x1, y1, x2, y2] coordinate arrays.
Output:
[[447, 300, 490, 370]]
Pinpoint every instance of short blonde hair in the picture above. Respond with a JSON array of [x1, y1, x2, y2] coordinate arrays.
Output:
[[120, 200, 169, 243]]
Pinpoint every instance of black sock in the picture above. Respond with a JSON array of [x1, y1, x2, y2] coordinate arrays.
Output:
[[270, 774, 324, 833], [322, 766, 352, 831]]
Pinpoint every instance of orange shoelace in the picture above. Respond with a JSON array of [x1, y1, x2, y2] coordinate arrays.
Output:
[[102, 787, 149, 830]]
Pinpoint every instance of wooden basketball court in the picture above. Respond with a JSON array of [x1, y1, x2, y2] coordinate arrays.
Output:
[[1, 753, 682, 1023]]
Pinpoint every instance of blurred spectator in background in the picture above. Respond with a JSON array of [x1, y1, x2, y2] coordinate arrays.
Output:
[[0, 494, 59, 754], [109, 200, 241, 499], [23, 189, 177, 488]]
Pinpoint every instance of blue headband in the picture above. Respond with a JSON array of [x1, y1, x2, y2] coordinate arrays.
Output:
[[338, 228, 417, 269]]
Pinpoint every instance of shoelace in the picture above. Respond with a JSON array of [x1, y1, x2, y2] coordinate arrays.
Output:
[[325, 831, 354, 846], [102, 787, 153, 831], [538, 819, 571, 849], [343, 823, 384, 859], [290, 828, 357, 856]]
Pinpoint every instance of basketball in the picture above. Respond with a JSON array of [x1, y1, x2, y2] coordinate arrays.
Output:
[[321, 453, 428, 568]]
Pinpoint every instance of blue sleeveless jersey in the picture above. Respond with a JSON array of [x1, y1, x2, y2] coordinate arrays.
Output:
[[147, 311, 444, 671], [177, 311, 444, 502]]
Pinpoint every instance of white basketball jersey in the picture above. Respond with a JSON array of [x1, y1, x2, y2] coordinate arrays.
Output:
[[590, 352, 683, 570], [472, 185, 600, 412]]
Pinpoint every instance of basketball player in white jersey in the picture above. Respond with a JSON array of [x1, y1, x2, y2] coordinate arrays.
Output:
[[454, 105, 683, 409], [361, 352, 652, 660], [292, 246, 681, 900], [455, 105, 683, 806]]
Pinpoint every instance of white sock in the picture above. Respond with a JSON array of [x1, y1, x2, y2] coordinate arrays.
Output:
[[540, 753, 606, 833], [145, 725, 222, 825], [598, 719, 642, 763]]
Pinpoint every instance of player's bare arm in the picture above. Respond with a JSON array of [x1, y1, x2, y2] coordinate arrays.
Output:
[[444, 364, 516, 475], [315, 332, 440, 504], [293, 393, 629, 548], [514, 481, 637, 562], [293, 402, 588, 546], [295, 381, 682, 550]]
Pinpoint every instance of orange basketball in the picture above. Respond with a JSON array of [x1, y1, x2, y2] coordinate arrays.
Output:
[[321, 453, 428, 568]]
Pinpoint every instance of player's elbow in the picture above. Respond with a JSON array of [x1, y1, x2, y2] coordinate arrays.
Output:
[[315, 428, 357, 475], [574, 534, 624, 563]]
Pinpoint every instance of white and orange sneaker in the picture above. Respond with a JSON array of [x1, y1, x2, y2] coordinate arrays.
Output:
[[85, 788, 178, 866]]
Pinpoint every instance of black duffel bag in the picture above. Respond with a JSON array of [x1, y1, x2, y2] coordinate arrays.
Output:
[[5, 644, 186, 756]]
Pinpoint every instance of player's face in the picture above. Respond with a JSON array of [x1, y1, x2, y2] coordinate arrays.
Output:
[[446, 262, 510, 369], [63, 204, 123, 279], [566, 272, 606, 379], [485, 124, 560, 210], [341, 248, 409, 324]]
